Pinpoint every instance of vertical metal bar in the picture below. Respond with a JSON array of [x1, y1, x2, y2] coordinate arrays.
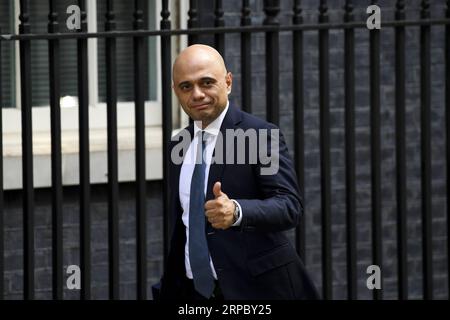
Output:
[[19, 0, 34, 300], [188, 0, 199, 45], [420, 0, 433, 300], [134, 0, 147, 301], [293, 0, 305, 262], [241, 0, 252, 113], [263, 0, 280, 126], [0, 26, 4, 301], [318, 0, 332, 300], [369, 0, 382, 301], [77, 0, 91, 300], [344, 0, 357, 300], [160, 0, 172, 272], [395, 0, 408, 300], [105, 0, 120, 300], [214, 0, 225, 56], [446, 0, 450, 298], [188, 0, 198, 125], [48, 0, 63, 300]]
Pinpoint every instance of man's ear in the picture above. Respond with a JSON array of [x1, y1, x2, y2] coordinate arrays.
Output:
[[226, 72, 233, 94]]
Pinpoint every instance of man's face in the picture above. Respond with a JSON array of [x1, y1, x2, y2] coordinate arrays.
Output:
[[173, 49, 232, 128]]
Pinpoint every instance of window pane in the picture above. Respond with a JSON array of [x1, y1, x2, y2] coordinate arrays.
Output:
[[147, 0, 157, 101], [97, 0, 158, 103], [0, 0, 15, 108], [29, 0, 78, 107]]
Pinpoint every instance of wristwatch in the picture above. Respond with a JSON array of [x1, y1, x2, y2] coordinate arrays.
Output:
[[232, 200, 241, 223]]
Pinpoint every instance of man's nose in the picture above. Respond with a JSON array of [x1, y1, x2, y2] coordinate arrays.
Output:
[[192, 86, 205, 100]]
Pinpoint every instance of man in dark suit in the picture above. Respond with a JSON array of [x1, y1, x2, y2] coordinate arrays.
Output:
[[159, 44, 319, 300]]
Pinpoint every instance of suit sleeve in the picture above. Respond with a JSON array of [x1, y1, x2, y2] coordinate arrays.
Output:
[[159, 138, 186, 299], [236, 126, 303, 232]]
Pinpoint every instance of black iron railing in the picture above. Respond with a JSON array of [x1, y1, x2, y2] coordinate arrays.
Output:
[[395, 0, 407, 301], [0, 0, 449, 300]]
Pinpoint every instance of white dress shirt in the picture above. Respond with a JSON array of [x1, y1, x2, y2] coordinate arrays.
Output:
[[179, 102, 243, 280]]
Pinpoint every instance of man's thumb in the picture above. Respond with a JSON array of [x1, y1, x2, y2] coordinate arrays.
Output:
[[213, 182, 223, 198]]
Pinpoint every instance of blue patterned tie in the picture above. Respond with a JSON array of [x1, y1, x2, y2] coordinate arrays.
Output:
[[189, 131, 215, 298]]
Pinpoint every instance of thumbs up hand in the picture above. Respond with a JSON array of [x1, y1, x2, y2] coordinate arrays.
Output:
[[204, 182, 236, 230]]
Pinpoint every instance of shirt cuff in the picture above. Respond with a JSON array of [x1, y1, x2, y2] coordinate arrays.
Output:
[[231, 199, 243, 227]]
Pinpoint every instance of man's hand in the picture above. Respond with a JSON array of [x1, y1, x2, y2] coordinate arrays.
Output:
[[204, 182, 236, 230]]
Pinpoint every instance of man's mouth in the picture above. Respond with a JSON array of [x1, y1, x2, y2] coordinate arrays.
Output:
[[191, 103, 210, 110]]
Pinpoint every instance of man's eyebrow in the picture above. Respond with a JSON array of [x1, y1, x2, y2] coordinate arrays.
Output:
[[177, 77, 216, 88], [200, 77, 216, 82]]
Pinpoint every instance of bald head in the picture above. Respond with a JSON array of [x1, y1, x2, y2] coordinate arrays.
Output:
[[172, 44, 233, 129], [173, 44, 227, 83]]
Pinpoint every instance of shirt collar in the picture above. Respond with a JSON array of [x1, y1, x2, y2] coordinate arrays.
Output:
[[193, 101, 229, 138]]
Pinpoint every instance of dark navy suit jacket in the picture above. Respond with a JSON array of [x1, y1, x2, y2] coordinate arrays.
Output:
[[159, 105, 320, 300]]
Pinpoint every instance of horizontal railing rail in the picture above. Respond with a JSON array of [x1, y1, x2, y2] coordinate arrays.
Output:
[[2, 18, 450, 41]]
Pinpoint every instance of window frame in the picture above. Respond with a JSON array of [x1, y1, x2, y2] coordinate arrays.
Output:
[[2, 0, 168, 190], [4, 0, 162, 134]]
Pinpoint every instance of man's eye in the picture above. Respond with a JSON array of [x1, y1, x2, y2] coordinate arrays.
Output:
[[203, 81, 212, 86], [180, 84, 191, 90]]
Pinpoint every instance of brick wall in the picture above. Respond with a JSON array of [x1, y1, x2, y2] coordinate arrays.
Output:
[[222, 0, 448, 299], [3, 182, 163, 299]]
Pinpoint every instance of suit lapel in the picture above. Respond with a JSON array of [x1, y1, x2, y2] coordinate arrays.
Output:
[[206, 159, 224, 201], [205, 105, 242, 201], [171, 125, 194, 217], [172, 105, 243, 206]]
